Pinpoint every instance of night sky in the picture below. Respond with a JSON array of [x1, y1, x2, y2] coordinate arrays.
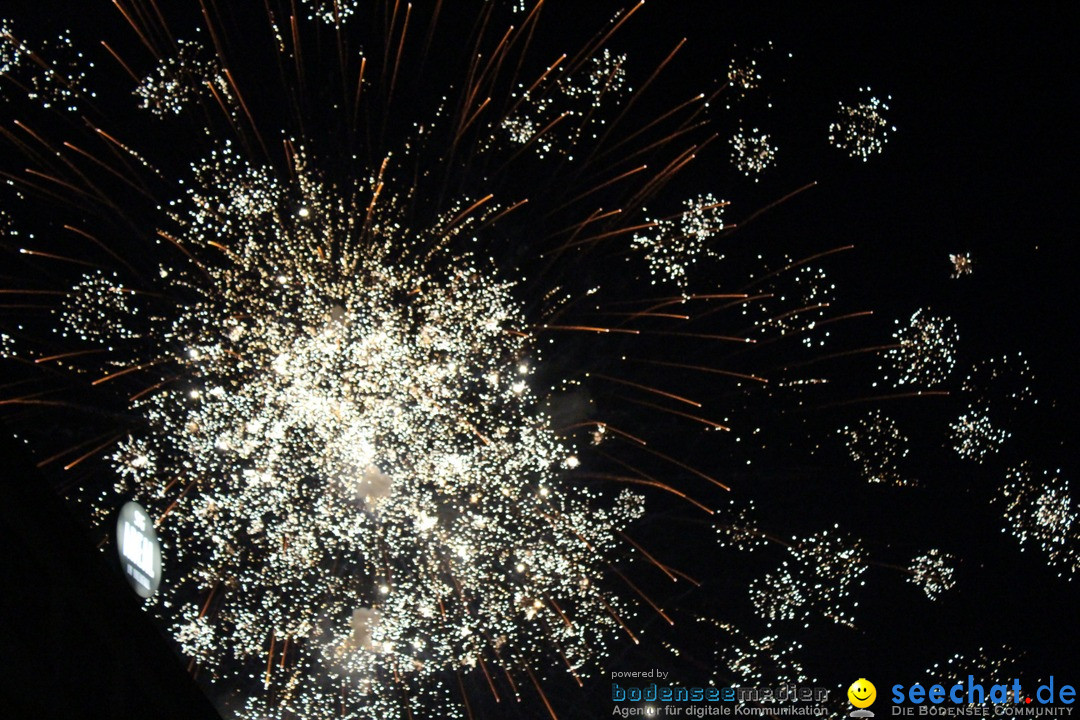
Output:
[[1, 2, 1076, 718]]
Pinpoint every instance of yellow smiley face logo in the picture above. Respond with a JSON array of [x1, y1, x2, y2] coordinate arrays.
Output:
[[848, 679, 877, 708]]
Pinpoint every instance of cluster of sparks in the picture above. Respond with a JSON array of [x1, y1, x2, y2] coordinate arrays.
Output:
[[134, 39, 227, 117], [500, 49, 628, 160], [950, 252, 974, 278], [0, 329, 14, 359], [908, 549, 958, 600], [723, 42, 785, 110], [998, 465, 1078, 578], [631, 194, 727, 287], [885, 309, 959, 386], [961, 354, 1036, 409], [0, 20, 17, 73], [949, 406, 1010, 461], [730, 127, 778, 179], [748, 528, 867, 629], [727, 54, 763, 99], [740, 262, 835, 344], [1, 21, 92, 112], [841, 410, 912, 487], [921, 648, 1021, 707], [1, 2, 711, 715], [828, 89, 895, 161], [301, 0, 362, 25], [947, 355, 1036, 461], [708, 621, 810, 687]]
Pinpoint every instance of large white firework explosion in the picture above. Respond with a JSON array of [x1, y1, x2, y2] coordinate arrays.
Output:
[[83, 144, 650, 716]]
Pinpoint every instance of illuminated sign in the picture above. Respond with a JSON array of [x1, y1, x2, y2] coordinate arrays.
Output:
[[116, 501, 162, 598]]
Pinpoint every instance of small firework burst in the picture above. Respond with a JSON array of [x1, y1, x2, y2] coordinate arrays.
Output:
[[908, 549, 958, 600], [710, 621, 810, 686], [0, 330, 16, 359], [949, 404, 1010, 461], [828, 88, 895, 161], [950, 252, 974, 278], [921, 648, 1021, 707], [961, 354, 1036, 411], [0, 22, 92, 112], [135, 39, 227, 117], [746, 262, 835, 341], [724, 41, 778, 107], [749, 528, 867, 628], [841, 410, 912, 486], [716, 499, 772, 553], [727, 56, 763, 97], [500, 48, 628, 160], [301, 0, 362, 24], [885, 309, 959, 387], [998, 465, 1078, 578], [731, 127, 778, 179], [1, 19, 22, 74], [632, 194, 727, 287]]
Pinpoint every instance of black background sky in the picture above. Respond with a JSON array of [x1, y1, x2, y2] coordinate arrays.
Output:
[[1, 1, 1077, 718]]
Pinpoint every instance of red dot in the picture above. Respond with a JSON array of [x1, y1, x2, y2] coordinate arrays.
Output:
[[1025, 698, 1032, 704]]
